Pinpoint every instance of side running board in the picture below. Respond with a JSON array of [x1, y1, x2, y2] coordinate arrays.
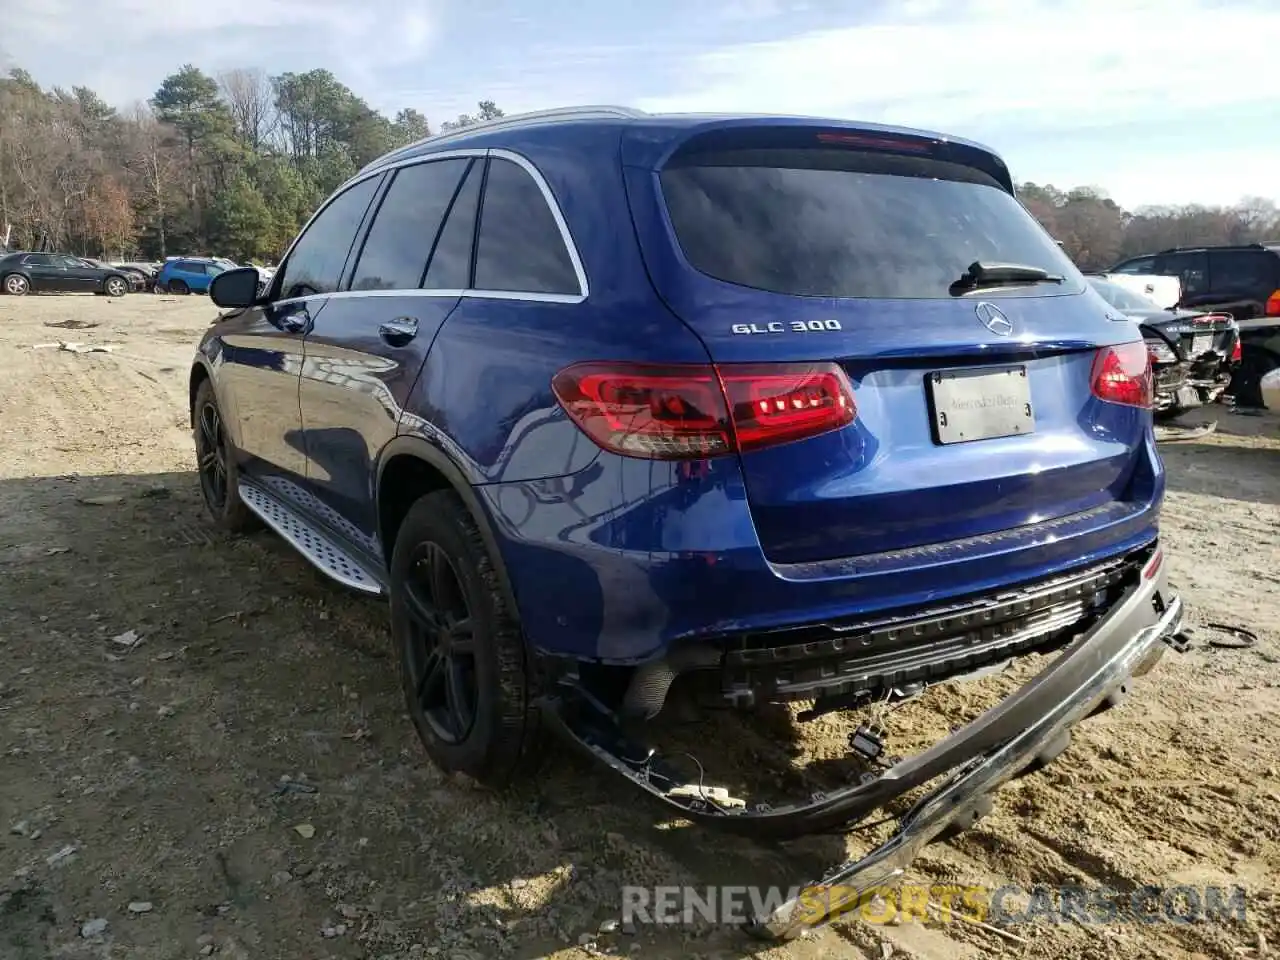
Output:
[[238, 479, 385, 596]]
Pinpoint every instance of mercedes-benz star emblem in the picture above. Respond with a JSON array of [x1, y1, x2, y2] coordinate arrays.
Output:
[[974, 301, 1014, 337]]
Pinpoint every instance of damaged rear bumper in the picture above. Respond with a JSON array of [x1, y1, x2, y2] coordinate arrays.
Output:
[[755, 551, 1182, 939], [546, 545, 1184, 937]]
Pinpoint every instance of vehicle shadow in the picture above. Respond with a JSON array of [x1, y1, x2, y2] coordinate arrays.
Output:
[[1158, 433, 1280, 507], [0, 469, 873, 960]]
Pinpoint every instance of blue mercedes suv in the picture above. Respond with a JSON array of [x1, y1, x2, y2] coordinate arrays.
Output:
[[195, 107, 1183, 935]]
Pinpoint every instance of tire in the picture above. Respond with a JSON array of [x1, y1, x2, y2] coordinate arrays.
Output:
[[390, 490, 540, 787], [192, 379, 256, 533], [1230, 350, 1276, 409], [169, 279, 190, 295], [152, 283, 165, 295], [104, 276, 128, 298], [2, 273, 29, 296]]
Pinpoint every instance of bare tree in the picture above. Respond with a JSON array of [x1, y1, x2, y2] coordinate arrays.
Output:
[[219, 67, 276, 150], [125, 102, 179, 257]]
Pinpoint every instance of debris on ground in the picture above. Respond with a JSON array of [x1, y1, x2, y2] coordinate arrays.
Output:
[[45, 844, 78, 867], [77, 494, 124, 505], [32, 340, 116, 354], [111, 630, 142, 649], [80, 918, 109, 938]]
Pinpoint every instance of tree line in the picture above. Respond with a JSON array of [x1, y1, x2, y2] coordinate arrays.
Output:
[[0, 64, 502, 263], [2, 62, 1277, 269]]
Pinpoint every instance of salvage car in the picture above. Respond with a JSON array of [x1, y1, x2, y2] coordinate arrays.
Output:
[[0, 251, 132, 297], [81, 258, 150, 291], [1109, 243, 1280, 407], [191, 107, 1185, 940], [1087, 275, 1240, 419]]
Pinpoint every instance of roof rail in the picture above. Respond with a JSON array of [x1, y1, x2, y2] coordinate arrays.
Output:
[[364, 105, 648, 173]]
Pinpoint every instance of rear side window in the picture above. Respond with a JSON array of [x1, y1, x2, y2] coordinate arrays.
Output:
[[474, 158, 580, 295], [1209, 250, 1278, 293], [277, 175, 380, 300], [351, 158, 470, 291], [659, 148, 1082, 299], [23, 254, 53, 266], [424, 160, 482, 290]]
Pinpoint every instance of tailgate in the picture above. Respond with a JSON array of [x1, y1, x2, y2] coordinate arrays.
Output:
[[623, 123, 1151, 564]]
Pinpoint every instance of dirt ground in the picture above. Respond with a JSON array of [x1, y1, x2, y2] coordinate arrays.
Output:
[[1, 292, 1277, 960]]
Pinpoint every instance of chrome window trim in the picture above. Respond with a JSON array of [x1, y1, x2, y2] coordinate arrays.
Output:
[[270, 147, 588, 309]]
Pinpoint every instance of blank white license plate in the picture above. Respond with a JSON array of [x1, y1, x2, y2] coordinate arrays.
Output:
[[927, 365, 1034, 445], [1190, 334, 1211, 356]]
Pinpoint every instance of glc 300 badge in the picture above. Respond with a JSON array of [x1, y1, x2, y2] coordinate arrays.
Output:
[[731, 319, 844, 335]]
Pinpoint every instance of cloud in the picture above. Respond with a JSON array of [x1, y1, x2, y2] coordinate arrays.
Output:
[[2, 0, 438, 106], [633, 0, 1280, 205], [2, 0, 1273, 206], [638, 0, 1277, 133]]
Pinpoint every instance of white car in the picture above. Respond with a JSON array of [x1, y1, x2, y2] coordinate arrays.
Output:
[[1261, 367, 1280, 412]]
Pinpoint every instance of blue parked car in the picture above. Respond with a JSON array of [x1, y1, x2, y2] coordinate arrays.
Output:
[[194, 107, 1184, 938], [155, 257, 226, 294]]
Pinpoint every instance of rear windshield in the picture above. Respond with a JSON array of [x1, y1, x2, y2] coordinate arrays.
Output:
[[659, 148, 1083, 299], [1088, 278, 1158, 312]]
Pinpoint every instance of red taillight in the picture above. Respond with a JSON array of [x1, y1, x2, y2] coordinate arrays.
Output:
[[1090, 342, 1152, 409], [718, 364, 856, 452], [1231, 337, 1242, 362], [1266, 290, 1280, 317], [551, 361, 856, 460]]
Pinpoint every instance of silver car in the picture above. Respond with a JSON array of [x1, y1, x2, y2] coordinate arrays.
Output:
[[1262, 367, 1280, 411]]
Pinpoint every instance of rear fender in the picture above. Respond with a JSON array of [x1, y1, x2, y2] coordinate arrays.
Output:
[[374, 434, 520, 618]]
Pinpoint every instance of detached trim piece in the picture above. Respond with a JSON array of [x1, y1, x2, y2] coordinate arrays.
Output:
[[754, 589, 1184, 940]]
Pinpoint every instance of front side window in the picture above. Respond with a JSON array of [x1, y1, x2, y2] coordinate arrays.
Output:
[[473, 157, 580, 295], [350, 158, 470, 291], [276, 175, 381, 301]]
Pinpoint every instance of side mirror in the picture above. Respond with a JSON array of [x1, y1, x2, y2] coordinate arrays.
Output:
[[209, 266, 262, 308]]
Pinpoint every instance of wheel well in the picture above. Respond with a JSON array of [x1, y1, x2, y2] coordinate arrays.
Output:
[[188, 365, 210, 428], [377, 454, 454, 563]]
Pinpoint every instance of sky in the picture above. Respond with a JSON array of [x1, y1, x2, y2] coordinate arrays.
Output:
[[4, 0, 1278, 210]]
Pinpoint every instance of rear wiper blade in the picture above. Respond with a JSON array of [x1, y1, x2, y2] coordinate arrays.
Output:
[[951, 261, 1066, 294]]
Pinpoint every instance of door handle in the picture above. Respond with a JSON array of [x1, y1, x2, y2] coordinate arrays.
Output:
[[379, 317, 419, 346], [279, 312, 308, 333]]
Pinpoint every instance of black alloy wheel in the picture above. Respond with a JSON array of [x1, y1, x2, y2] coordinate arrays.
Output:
[[390, 490, 540, 786], [196, 398, 229, 511], [402, 542, 479, 744], [191, 381, 256, 533]]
